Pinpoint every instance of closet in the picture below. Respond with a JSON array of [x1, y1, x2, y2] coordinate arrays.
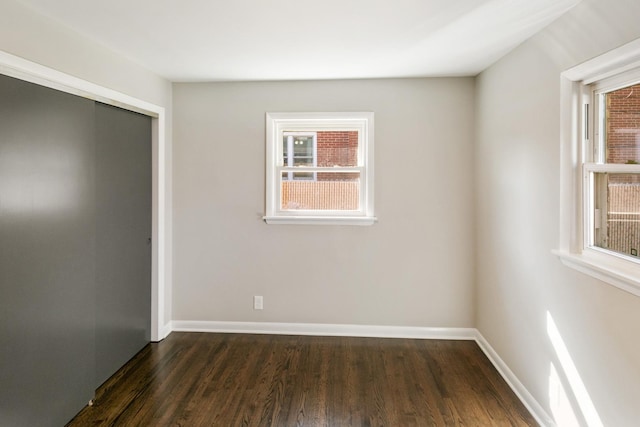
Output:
[[0, 74, 151, 426]]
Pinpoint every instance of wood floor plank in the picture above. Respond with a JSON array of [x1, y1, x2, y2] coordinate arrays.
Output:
[[66, 332, 538, 426]]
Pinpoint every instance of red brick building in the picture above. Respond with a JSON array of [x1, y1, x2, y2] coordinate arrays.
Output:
[[606, 83, 640, 165]]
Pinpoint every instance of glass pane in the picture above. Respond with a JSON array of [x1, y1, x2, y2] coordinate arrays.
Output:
[[283, 134, 315, 167], [317, 131, 358, 167], [281, 171, 314, 181], [281, 172, 360, 211], [605, 83, 640, 164], [593, 172, 640, 258], [293, 136, 314, 167]]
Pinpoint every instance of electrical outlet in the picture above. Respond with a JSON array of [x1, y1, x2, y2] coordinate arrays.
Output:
[[254, 295, 263, 310]]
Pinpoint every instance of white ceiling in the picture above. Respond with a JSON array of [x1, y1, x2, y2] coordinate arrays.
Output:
[[16, 0, 581, 82]]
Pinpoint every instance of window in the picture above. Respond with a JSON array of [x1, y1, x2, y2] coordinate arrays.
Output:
[[556, 38, 640, 296], [587, 80, 640, 259], [264, 112, 375, 225]]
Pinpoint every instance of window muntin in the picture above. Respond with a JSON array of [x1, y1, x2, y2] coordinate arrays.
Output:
[[265, 112, 375, 225], [586, 79, 640, 260]]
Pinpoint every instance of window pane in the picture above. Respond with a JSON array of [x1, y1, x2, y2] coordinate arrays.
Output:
[[283, 134, 315, 167], [281, 172, 360, 210], [605, 83, 640, 164], [293, 136, 314, 167], [317, 131, 358, 167], [281, 171, 314, 181], [593, 172, 640, 258]]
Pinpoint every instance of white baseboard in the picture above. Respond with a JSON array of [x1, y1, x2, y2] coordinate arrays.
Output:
[[169, 320, 552, 426], [156, 322, 173, 342], [171, 320, 477, 340], [474, 331, 555, 427]]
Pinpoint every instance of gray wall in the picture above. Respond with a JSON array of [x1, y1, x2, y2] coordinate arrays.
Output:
[[475, 0, 640, 424], [172, 78, 476, 327]]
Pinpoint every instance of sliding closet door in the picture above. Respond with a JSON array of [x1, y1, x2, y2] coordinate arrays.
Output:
[[0, 75, 97, 426], [94, 103, 151, 387]]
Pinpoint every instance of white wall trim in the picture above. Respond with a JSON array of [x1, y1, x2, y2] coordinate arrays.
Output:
[[0, 50, 170, 342], [171, 320, 477, 340], [474, 331, 556, 427], [563, 38, 640, 84], [0, 50, 161, 117], [159, 322, 174, 341], [553, 249, 640, 298]]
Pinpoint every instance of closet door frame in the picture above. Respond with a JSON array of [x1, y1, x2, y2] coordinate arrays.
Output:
[[0, 50, 169, 342]]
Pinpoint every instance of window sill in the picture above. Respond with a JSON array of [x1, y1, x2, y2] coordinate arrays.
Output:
[[552, 249, 640, 297], [263, 216, 377, 226]]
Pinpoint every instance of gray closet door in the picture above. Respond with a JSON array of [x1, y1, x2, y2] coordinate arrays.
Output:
[[94, 102, 151, 387], [0, 74, 97, 426]]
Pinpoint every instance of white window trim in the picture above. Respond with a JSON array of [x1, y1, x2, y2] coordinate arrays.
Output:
[[555, 37, 640, 297], [264, 112, 375, 225]]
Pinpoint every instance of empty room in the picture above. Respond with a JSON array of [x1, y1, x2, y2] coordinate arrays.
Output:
[[1, 0, 640, 426]]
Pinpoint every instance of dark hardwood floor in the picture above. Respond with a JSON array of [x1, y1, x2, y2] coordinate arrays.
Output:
[[67, 332, 538, 426]]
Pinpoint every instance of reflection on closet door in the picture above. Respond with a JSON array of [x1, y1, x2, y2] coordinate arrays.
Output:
[[0, 73, 97, 427]]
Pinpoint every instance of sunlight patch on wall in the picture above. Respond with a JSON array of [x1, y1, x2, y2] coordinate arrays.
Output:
[[547, 311, 603, 427], [549, 362, 580, 426]]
